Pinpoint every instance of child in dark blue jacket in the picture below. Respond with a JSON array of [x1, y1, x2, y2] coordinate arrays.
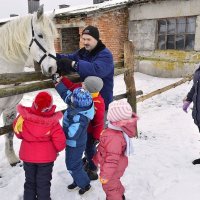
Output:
[[53, 76, 95, 195]]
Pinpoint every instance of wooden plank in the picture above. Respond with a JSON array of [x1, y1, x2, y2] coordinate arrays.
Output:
[[137, 75, 192, 103], [0, 81, 54, 98], [0, 72, 80, 85], [0, 68, 126, 85], [0, 69, 127, 98], [124, 41, 137, 112]]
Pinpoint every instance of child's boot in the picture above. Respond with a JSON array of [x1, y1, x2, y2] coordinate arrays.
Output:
[[67, 182, 77, 190], [79, 184, 91, 195], [122, 194, 126, 200]]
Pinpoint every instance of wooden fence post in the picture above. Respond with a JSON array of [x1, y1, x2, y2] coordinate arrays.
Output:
[[124, 41, 137, 113]]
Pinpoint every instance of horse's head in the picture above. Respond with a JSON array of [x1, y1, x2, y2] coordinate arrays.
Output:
[[29, 5, 57, 76]]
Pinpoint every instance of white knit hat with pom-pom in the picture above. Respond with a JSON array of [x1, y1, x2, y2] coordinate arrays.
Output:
[[107, 99, 133, 122]]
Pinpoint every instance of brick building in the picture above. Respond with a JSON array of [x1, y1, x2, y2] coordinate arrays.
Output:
[[4, 0, 200, 77]]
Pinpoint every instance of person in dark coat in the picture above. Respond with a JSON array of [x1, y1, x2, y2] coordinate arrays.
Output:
[[52, 75, 95, 195], [13, 91, 66, 200], [56, 25, 114, 111], [183, 66, 200, 165]]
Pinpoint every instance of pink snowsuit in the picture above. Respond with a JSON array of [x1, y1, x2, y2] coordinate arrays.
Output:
[[93, 116, 137, 200]]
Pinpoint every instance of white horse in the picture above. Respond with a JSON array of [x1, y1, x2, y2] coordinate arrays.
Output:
[[0, 5, 57, 166]]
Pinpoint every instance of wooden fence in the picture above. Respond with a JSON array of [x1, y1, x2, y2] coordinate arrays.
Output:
[[0, 41, 193, 136], [0, 66, 142, 136]]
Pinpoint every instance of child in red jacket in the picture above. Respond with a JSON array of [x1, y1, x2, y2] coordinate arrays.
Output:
[[13, 91, 66, 200], [93, 99, 138, 200], [61, 75, 105, 180]]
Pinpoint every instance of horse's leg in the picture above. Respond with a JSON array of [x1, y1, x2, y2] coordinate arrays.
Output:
[[3, 108, 20, 166]]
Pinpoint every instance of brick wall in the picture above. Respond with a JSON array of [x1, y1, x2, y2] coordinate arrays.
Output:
[[61, 27, 80, 53], [55, 8, 128, 66]]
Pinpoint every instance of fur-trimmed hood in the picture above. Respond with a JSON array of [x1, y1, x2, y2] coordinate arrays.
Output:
[[78, 40, 106, 57]]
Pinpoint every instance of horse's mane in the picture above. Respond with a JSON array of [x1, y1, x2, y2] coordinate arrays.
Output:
[[0, 14, 57, 64]]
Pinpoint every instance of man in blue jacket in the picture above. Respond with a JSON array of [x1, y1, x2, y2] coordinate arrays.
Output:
[[56, 25, 114, 111]]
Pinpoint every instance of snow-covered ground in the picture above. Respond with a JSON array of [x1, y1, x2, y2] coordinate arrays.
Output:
[[1, 72, 200, 200]]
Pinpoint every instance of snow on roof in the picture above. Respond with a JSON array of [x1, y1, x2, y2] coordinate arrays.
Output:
[[0, 0, 150, 24], [0, 15, 19, 24], [53, 0, 131, 17]]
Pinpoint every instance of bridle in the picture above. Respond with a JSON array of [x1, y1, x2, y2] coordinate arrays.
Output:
[[29, 19, 57, 65]]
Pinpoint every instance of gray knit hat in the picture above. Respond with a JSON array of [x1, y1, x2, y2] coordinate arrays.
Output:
[[84, 76, 103, 93]]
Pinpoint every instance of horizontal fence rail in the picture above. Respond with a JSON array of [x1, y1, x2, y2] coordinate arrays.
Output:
[[136, 75, 192, 103], [0, 68, 126, 85], [0, 71, 48, 85], [0, 69, 126, 98]]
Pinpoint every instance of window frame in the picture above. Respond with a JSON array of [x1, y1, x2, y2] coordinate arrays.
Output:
[[156, 16, 196, 50]]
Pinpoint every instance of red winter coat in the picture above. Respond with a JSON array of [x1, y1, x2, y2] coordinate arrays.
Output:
[[93, 117, 137, 180], [61, 76, 105, 140], [13, 104, 66, 163]]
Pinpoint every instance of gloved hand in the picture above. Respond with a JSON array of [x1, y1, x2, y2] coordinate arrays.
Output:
[[182, 101, 191, 113], [56, 58, 76, 74], [52, 73, 61, 84]]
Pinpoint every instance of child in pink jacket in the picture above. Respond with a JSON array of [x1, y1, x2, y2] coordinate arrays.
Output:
[[93, 99, 138, 200], [13, 91, 66, 200]]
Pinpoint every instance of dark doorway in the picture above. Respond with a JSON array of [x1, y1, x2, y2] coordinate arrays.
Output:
[[61, 27, 80, 53]]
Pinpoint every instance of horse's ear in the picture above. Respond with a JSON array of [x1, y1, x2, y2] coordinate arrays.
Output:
[[37, 4, 44, 20], [49, 9, 55, 20]]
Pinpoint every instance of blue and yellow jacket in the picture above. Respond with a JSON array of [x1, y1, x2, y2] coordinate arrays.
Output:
[[55, 82, 94, 147]]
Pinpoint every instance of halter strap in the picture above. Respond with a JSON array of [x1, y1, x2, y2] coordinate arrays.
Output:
[[29, 19, 57, 65]]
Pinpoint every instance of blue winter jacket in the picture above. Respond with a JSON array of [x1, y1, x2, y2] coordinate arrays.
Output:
[[58, 40, 114, 110], [55, 82, 95, 147], [186, 66, 200, 127]]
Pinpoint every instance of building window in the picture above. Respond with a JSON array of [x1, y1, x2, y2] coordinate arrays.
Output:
[[157, 17, 196, 50]]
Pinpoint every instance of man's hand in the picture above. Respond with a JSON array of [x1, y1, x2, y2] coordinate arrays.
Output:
[[57, 58, 77, 74]]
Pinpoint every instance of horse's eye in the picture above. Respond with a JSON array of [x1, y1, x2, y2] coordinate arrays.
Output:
[[38, 34, 43, 39]]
